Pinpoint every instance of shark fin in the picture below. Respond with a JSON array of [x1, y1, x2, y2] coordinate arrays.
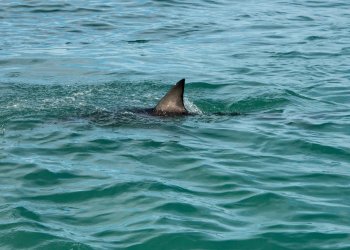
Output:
[[153, 79, 187, 115]]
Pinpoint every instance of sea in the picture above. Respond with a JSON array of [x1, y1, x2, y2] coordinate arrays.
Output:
[[1, 0, 350, 249]]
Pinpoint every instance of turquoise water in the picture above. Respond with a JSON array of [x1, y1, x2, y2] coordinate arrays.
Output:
[[1, 0, 350, 249]]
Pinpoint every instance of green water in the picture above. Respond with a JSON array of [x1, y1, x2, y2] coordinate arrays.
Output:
[[1, 0, 350, 249]]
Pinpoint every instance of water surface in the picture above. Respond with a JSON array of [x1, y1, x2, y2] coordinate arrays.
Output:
[[1, 0, 350, 249]]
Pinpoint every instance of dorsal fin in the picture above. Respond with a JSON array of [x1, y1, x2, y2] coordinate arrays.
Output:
[[153, 79, 187, 115]]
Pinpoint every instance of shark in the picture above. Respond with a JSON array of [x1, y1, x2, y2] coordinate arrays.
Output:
[[87, 78, 240, 125]]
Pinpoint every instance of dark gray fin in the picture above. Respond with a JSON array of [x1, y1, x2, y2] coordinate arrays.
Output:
[[153, 79, 188, 115]]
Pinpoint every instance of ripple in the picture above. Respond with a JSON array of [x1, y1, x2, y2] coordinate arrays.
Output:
[[155, 202, 200, 214], [0, 229, 92, 249], [23, 168, 92, 187], [25, 181, 154, 203], [306, 35, 327, 41], [258, 232, 349, 250], [30, 8, 67, 13], [80, 22, 115, 30], [294, 15, 314, 21], [271, 51, 341, 59], [12, 206, 43, 222], [127, 39, 151, 44]]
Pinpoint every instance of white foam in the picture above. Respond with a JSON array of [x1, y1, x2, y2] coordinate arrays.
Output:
[[184, 98, 203, 115]]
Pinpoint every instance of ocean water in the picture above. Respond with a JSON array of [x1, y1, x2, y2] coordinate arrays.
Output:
[[1, 0, 350, 249]]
